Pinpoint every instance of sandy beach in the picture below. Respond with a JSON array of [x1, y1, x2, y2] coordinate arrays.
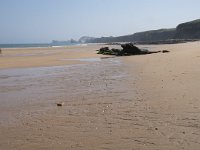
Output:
[[0, 45, 109, 69], [1, 42, 200, 150]]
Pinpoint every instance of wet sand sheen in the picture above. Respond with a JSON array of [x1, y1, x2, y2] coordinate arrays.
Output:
[[0, 55, 140, 150]]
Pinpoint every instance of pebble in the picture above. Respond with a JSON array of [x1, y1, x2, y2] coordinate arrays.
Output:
[[57, 102, 64, 106]]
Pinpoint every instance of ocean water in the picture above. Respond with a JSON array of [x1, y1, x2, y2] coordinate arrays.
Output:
[[0, 43, 77, 48]]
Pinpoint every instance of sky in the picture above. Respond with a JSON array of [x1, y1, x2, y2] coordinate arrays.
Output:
[[0, 0, 200, 44]]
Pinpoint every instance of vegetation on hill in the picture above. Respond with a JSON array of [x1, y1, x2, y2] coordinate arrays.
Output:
[[175, 19, 200, 39], [84, 19, 200, 43]]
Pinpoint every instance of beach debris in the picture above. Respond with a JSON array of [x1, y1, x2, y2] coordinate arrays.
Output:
[[57, 102, 64, 107], [97, 43, 160, 56], [162, 50, 170, 53]]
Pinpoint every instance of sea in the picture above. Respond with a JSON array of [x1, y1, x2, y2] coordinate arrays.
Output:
[[0, 43, 77, 48]]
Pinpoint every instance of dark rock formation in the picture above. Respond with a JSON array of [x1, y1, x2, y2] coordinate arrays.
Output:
[[121, 43, 141, 54], [162, 50, 170, 53], [97, 43, 160, 56]]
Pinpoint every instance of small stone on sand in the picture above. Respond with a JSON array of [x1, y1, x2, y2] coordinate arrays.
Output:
[[57, 102, 64, 106], [162, 50, 170, 53]]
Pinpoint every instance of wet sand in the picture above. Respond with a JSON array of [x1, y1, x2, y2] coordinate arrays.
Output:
[[1, 42, 200, 149]]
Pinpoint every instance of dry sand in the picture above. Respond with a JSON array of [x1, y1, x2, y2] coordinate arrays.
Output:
[[122, 41, 200, 149], [0, 42, 200, 150]]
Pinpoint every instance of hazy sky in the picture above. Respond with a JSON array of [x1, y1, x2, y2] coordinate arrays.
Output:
[[0, 0, 200, 43]]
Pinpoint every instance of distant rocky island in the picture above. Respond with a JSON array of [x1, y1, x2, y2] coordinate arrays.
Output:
[[51, 36, 95, 45], [51, 39, 78, 45], [83, 19, 200, 44]]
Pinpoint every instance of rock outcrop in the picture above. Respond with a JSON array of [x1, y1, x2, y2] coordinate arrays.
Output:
[[97, 43, 161, 56], [174, 19, 200, 39], [78, 36, 95, 43]]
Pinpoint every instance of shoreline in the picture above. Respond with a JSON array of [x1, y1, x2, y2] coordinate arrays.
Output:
[[0, 44, 117, 69]]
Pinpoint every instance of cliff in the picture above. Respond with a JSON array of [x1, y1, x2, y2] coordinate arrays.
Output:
[[174, 19, 200, 39], [85, 19, 200, 43]]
